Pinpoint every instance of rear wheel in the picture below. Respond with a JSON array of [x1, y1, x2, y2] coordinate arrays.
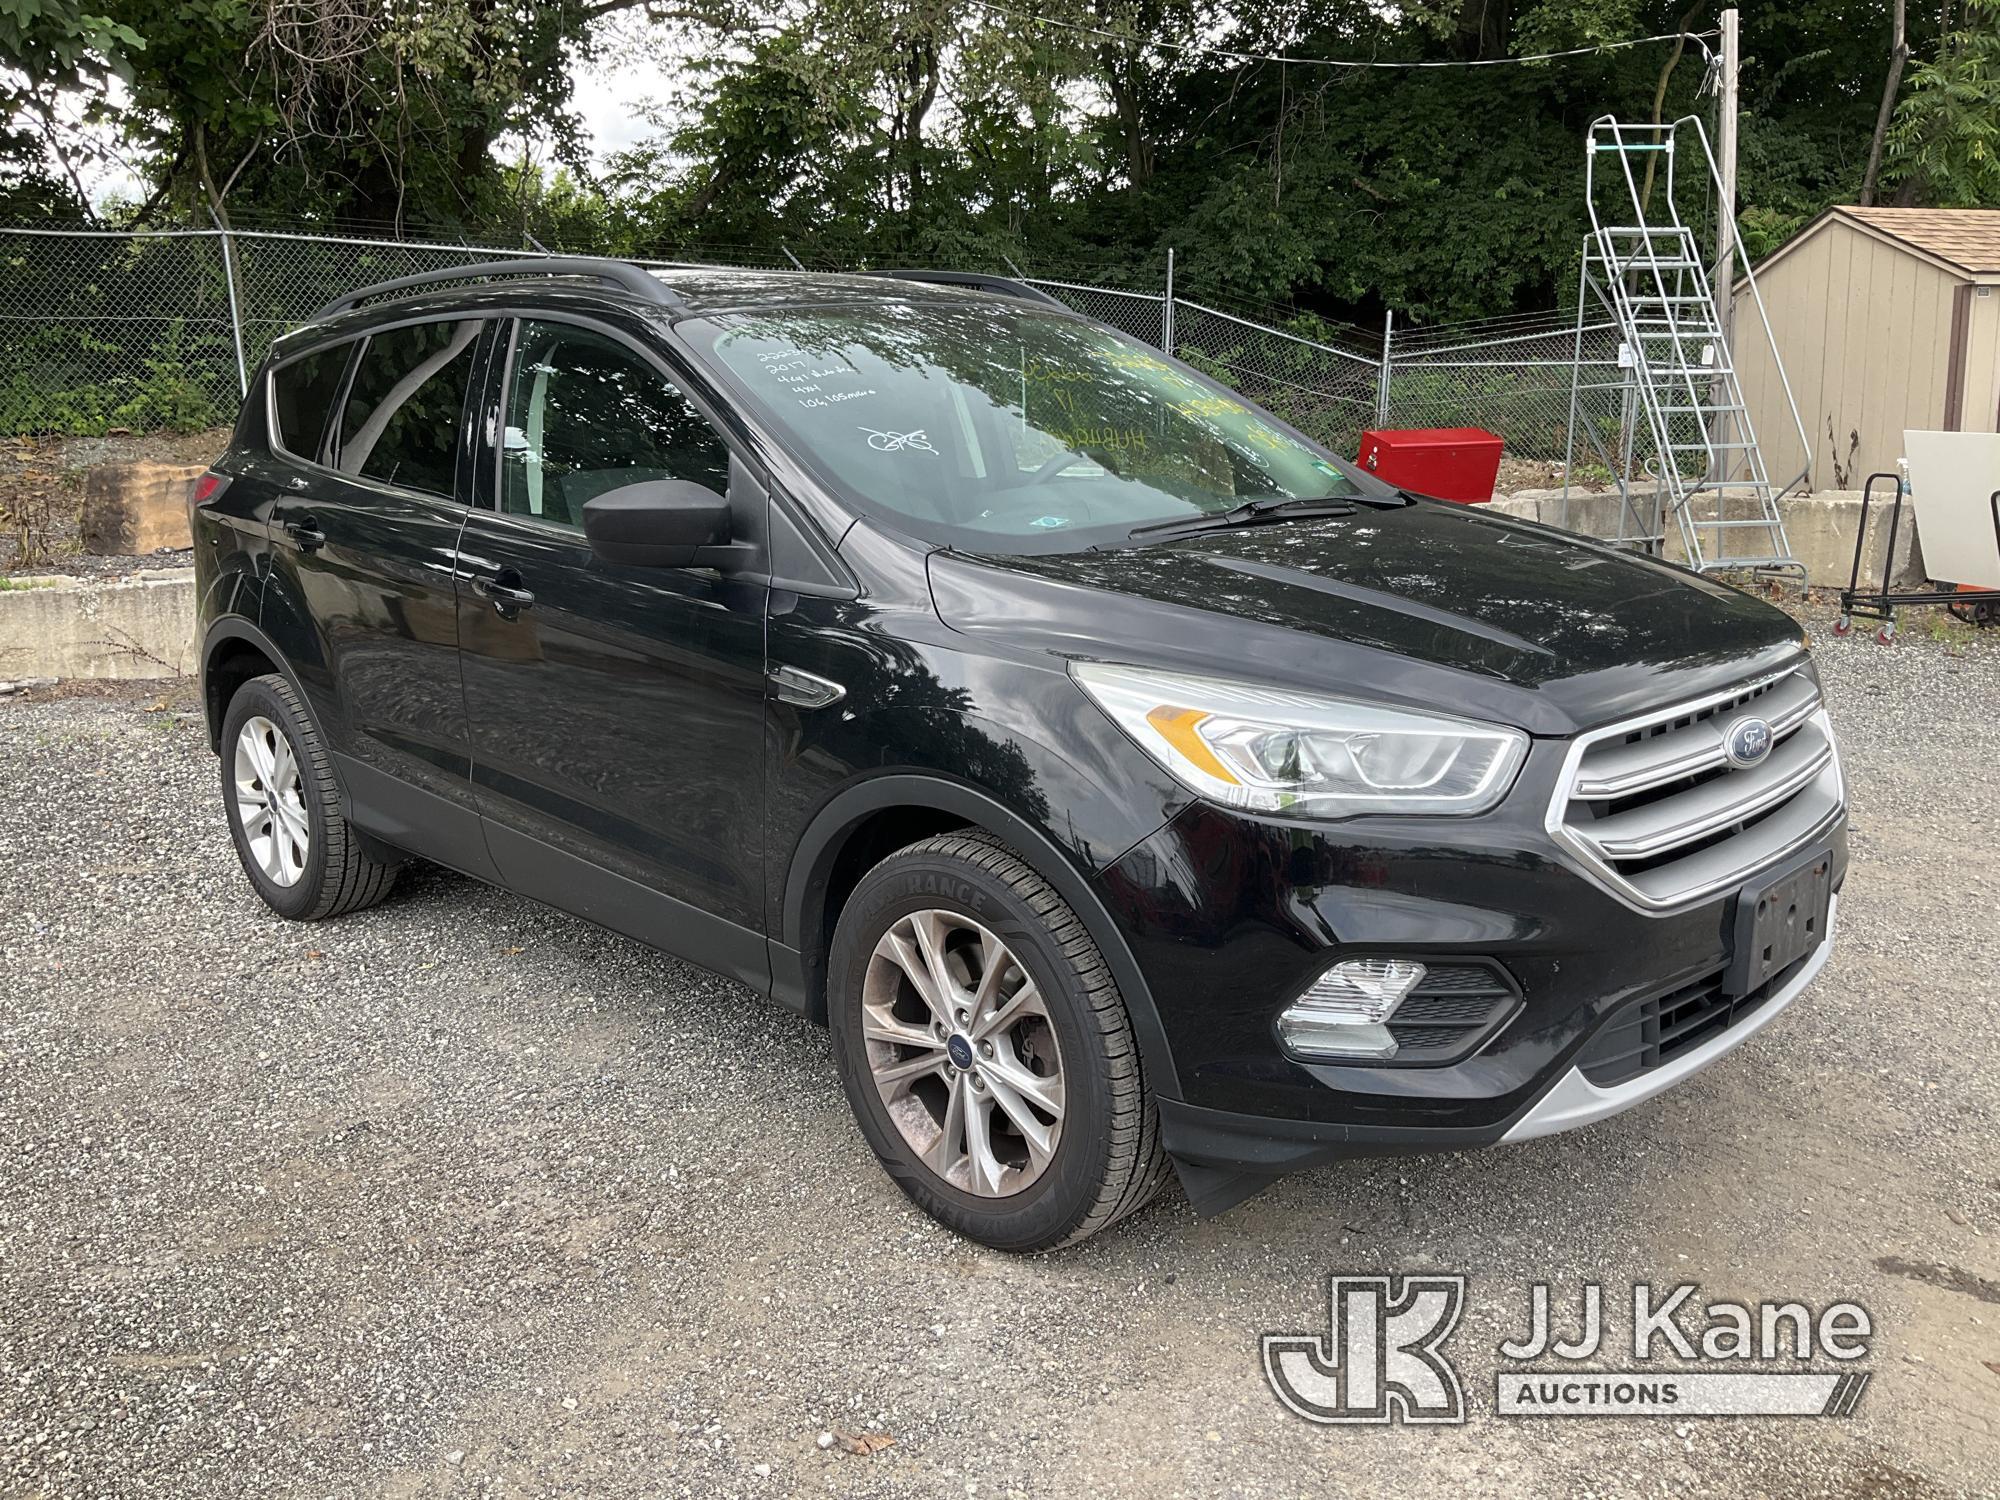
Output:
[[828, 830, 1169, 1250], [220, 674, 399, 921]]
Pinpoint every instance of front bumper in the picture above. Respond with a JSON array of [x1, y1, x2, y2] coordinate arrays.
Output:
[[1501, 894, 1836, 1142], [1093, 738, 1846, 1184], [1151, 904, 1833, 1209]]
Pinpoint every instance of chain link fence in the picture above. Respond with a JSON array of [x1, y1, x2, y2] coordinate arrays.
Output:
[[1, 222, 1624, 479], [1381, 310, 1629, 478], [0, 228, 240, 434]]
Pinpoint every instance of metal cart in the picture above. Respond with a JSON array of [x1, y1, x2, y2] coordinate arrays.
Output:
[[1836, 470, 2000, 644]]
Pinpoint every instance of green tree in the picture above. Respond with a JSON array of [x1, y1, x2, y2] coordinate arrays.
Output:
[[1884, 0, 2000, 205], [0, 0, 144, 216]]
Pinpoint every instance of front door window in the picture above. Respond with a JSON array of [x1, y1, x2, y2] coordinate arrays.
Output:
[[501, 321, 731, 529]]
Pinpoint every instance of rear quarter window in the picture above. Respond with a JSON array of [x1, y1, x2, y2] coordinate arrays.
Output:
[[269, 343, 352, 461], [334, 319, 483, 499]]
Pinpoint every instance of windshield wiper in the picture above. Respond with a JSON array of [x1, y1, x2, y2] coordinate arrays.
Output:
[[1126, 495, 1360, 542]]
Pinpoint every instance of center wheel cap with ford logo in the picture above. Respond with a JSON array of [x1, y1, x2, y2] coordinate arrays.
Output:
[[946, 1033, 976, 1070]]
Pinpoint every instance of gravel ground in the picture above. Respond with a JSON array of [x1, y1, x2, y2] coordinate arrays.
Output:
[[2, 608, 1997, 1499]]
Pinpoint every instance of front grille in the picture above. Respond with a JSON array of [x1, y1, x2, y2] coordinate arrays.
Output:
[[1384, 962, 1519, 1060], [1548, 666, 1844, 911], [1576, 953, 1809, 1087]]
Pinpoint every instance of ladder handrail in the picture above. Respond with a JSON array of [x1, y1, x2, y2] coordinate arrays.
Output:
[[1571, 114, 1804, 576], [1671, 114, 1814, 487], [1591, 121, 1721, 487]]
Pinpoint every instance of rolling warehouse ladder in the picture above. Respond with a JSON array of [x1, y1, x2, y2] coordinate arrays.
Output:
[[1561, 116, 1811, 579]]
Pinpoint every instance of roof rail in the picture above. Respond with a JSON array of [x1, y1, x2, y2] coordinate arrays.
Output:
[[310, 257, 677, 320], [863, 269, 1067, 309]]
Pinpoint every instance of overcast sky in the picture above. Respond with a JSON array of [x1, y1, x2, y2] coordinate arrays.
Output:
[[67, 48, 670, 214], [571, 55, 668, 162]]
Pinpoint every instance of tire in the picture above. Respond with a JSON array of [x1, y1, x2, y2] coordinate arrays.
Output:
[[219, 673, 399, 921], [827, 830, 1170, 1251]]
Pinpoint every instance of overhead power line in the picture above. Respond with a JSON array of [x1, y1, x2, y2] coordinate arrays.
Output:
[[968, 1, 1716, 70]]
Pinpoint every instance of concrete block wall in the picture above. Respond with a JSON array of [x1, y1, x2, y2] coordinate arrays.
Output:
[[1488, 488, 1925, 589], [0, 570, 197, 682]]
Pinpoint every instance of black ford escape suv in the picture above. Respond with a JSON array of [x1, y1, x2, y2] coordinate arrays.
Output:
[[192, 260, 1845, 1250]]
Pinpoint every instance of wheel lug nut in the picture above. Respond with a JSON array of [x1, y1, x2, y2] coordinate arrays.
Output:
[[979, 1041, 995, 1059]]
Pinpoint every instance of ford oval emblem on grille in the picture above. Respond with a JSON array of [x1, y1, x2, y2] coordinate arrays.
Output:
[[1724, 716, 1774, 769]]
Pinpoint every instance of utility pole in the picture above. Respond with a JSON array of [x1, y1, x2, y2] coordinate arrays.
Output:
[[1711, 8, 1740, 325], [1709, 8, 1741, 490]]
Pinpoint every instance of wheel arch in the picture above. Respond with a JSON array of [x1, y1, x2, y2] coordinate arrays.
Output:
[[778, 773, 1182, 1102], [201, 617, 308, 753]]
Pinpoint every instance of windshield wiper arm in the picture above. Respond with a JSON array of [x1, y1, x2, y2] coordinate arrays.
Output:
[[1127, 496, 1358, 541]]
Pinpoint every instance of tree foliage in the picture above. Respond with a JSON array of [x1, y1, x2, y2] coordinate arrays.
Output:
[[1885, 0, 2000, 206], [4, 0, 1995, 320]]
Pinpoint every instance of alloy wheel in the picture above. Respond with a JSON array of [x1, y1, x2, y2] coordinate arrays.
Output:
[[233, 715, 310, 887], [862, 909, 1067, 1197]]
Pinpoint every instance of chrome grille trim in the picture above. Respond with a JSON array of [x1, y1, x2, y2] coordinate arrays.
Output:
[[1587, 719, 1833, 859], [1547, 664, 1845, 914], [1572, 670, 1820, 799]]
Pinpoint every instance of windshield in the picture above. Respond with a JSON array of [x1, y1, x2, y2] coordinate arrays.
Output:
[[691, 301, 1367, 553]]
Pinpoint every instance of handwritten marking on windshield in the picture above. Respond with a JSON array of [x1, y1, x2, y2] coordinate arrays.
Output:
[[861, 428, 938, 454]]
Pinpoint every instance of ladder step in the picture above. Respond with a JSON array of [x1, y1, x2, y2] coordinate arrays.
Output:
[[1688, 519, 1785, 530]]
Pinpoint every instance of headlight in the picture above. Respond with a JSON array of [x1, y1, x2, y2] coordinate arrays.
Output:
[[1070, 662, 1528, 818]]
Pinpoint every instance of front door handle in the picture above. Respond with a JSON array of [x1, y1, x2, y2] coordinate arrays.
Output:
[[283, 514, 326, 553], [471, 569, 535, 616]]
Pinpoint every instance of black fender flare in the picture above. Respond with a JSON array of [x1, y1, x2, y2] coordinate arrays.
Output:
[[198, 615, 313, 751], [779, 772, 1183, 1102]]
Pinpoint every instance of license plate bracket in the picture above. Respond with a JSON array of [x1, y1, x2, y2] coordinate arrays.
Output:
[[1725, 846, 1833, 996]]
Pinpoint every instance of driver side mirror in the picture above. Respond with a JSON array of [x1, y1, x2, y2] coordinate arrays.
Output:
[[582, 479, 733, 569]]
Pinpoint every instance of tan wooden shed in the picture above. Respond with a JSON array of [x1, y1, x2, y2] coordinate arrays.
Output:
[[1731, 207, 2000, 490]]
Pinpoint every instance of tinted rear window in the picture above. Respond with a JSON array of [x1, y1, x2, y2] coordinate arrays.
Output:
[[335, 320, 483, 498], [270, 344, 350, 460]]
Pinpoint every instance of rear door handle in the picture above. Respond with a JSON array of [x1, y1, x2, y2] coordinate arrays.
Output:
[[471, 569, 535, 615], [283, 515, 326, 553]]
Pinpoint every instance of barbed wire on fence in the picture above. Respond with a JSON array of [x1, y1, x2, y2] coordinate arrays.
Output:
[[1, 221, 1641, 476]]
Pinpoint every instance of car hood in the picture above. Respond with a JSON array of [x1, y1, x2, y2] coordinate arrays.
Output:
[[926, 502, 1807, 736]]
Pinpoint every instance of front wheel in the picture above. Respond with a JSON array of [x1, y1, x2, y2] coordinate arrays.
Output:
[[827, 831, 1170, 1251]]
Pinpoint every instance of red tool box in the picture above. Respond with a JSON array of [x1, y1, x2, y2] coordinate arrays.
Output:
[[1356, 427, 1503, 503]]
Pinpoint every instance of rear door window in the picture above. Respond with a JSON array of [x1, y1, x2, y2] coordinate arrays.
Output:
[[269, 343, 352, 461], [335, 319, 483, 499]]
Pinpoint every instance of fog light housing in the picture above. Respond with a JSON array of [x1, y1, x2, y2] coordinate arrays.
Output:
[[1277, 958, 1428, 1061]]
